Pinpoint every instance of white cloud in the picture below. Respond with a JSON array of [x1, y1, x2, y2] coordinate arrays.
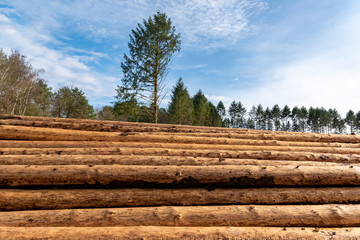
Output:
[[235, 4, 360, 116], [206, 95, 233, 105], [0, 15, 119, 105], [0, 14, 11, 23], [4, 0, 266, 49], [172, 64, 207, 70]]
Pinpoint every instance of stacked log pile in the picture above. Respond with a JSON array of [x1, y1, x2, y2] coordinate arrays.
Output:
[[1, 114, 360, 239]]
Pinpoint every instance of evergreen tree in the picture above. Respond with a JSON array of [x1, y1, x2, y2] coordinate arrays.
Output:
[[208, 102, 222, 127], [255, 104, 265, 130], [116, 12, 181, 123], [299, 106, 308, 132], [264, 107, 273, 131], [167, 78, 194, 125], [193, 90, 209, 126], [328, 108, 345, 134], [228, 101, 246, 128], [345, 110, 357, 133], [291, 106, 301, 132], [216, 101, 226, 122], [356, 111, 360, 133], [281, 105, 291, 131], [271, 104, 281, 131]]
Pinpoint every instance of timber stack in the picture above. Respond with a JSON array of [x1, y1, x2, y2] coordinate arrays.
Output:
[[1, 114, 360, 239]]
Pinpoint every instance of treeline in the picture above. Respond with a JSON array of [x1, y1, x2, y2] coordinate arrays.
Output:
[[222, 102, 360, 134], [109, 78, 222, 127], [109, 78, 360, 134], [2, 49, 360, 134], [0, 50, 94, 119]]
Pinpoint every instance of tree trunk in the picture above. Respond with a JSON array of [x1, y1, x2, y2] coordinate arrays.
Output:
[[1, 188, 360, 211], [0, 147, 359, 163], [1, 140, 360, 155], [1, 125, 360, 143], [0, 155, 350, 166], [1, 205, 360, 227], [0, 165, 359, 187], [0, 227, 358, 239]]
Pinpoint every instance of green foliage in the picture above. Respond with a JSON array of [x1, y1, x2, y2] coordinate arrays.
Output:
[[116, 11, 181, 123], [168, 78, 194, 125], [51, 86, 95, 119], [228, 101, 246, 128], [192, 90, 209, 126], [271, 104, 281, 131], [207, 102, 222, 127], [345, 110, 357, 133], [96, 106, 116, 121], [25, 79, 53, 117], [216, 101, 226, 119], [0, 49, 45, 115]]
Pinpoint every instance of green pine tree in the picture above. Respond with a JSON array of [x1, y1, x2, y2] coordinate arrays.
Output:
[[193, 90, 209, 126], [168, 78, 194, 125]]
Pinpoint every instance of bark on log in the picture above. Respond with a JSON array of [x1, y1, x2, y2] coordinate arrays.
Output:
[[2, 139, 360, 149], [1, 125, 360, 143], [0, 114, 324, 135], [0, 165, 359, 187], [0, 155, 350, 166], [0, 227, 357, 239], [1, 188, 360, 211], [2, 140, 360, 155], [1, 147, 359, 163], [1, 205, 360, 227]]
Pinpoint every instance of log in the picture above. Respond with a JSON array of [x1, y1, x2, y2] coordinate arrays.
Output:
[[0, 155, 350, 166], [1, 205, 360, 227], [2, 141, 360, 155], [0, 227, 357, 239], [1, 147, 359, 163], [1, 188, 360, 211], [0, 165, 359, 187], [0, 114, 319, 135], [1, 125, 360, 143], [2, 139, 360, 149]]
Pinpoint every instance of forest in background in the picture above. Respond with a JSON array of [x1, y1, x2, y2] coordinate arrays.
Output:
[[1, 48, 360, 134]]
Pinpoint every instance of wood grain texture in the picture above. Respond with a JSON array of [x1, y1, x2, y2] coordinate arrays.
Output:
[[1, 165, 360, 187], [0, 227, 357, 239], [1, 188, 360, 211], [1, 205, 360, 227]]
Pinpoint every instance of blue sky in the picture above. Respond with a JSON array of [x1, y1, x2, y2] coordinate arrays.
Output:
[[1, 0, 359, 116]]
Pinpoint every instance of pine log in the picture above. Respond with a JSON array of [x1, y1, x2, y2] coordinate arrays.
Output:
[[0, 165, 359, 187], [1, 147, 359, 163], [1, 125, 360, 143], [2, 139, 360, 149], [0, 114, 320, 135], [0, 155, 350, 166], [1, 188, 360, 211], [0, 227, 357, 239], [1, 205, 360, 227], [2, 141, 360, 155]]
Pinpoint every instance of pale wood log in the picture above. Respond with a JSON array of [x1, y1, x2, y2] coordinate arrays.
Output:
[[2, 139, 360, 149], [0, 155, 350, 166], [1, 125, 360, 143], [1, 188, 360, 211], [0, 114, 320, 135], [2, 140, 360, 155], [0, 227, 357, 239], [1, 205, 360, 227], [0, 165, 359, 187], [1, 147, 359, 163]]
